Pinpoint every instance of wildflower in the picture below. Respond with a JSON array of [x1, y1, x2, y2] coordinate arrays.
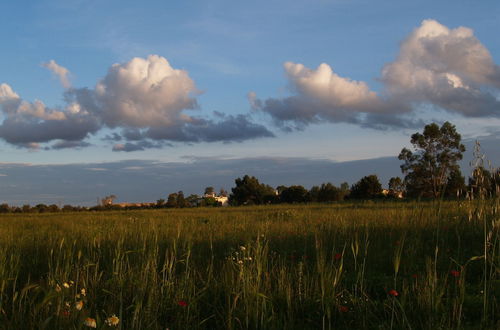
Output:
[[84, 317, 97, 328], [55, 284, 62, 292], [237, 260, 244, 265], [75, 300, 84, 311], [80, 288, 86, 296], [177, 300, 188, 307], [63, 282, 70, 289], [338, 305, 349, 313], [239, 246, 246, 251], [334, 253, 342, 261], [61, 310, 71, 318], [388, 289, 399, 297], [450, 270, 460, 277], [105, 315, 120, 327]]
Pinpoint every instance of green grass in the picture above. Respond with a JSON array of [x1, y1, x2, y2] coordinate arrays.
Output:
[[0, 201, 498, 329]]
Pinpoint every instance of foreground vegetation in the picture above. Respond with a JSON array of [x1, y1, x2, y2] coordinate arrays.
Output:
[[0, 200, 498, 329]]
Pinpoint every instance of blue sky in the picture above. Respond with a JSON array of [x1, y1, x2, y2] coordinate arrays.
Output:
[[0, 0, 499, 204]]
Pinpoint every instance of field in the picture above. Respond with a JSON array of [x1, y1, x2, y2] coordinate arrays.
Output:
[[0, 200, 498, 329]]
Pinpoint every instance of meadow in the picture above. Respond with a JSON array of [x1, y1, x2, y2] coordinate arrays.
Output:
[[0, 200, 498, 329]]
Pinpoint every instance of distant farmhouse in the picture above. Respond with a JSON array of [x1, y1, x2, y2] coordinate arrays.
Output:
[[203, 191, 229, 207]]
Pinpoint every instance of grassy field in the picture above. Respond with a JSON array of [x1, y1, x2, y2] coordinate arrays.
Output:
[[0, 200, 498, 329]]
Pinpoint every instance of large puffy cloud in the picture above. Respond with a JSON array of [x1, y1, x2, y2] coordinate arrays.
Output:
[[95, 55, 199, 128], [0, 55, 272, 150], [381, 19, 500, 117], [253, 19, 500, 129], [42, 60, 71, 89]]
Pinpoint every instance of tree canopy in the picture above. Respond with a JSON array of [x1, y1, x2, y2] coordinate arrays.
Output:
[[230, 175, 277, 205], [399, 122, 465, 198], [350, 175, 382, 199]]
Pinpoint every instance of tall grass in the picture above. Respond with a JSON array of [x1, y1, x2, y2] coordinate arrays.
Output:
[[0, 201, 498, 329]]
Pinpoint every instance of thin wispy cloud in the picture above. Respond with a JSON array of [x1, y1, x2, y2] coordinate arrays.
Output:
[[42, 60, 72, 88]]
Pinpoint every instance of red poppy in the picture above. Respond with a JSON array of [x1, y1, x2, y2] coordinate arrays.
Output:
[[388, 289, 399, 297], [334, 253, 342, 261], [338, 305, 349, 313], [177, 300, 188, 307], [450, 270, 460, 277]]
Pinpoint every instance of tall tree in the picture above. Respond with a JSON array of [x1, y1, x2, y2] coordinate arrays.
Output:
[[399, 122, 465, 198]]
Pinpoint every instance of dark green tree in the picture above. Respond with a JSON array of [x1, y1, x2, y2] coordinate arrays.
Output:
[[399, 122, 465, 198], [339, 182, 350, 199], [229, 175, 276, 205], [350, 175, 383, 199], [186, 194, 200, 207], [388, 177, 404, 198], [280, 185, 309, 203], [444, 168, 466, 198], [308, 185, 320, 202], [318, 183, 341, 202], [204, 186, 215, 196], [166, 193, 178, 208], [177, 191, 188, 208]]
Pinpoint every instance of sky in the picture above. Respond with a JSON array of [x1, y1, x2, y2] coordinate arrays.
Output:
[[0, 0, 499, 205]]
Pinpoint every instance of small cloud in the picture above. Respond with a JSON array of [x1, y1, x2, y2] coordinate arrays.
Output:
[[42, 60, 72, 89], [112, 140, 164, 152], [122, 166, 144, 170], [86, 167, 108, 171], [0, 173, 7, 177], [49, 140, 92, 150]]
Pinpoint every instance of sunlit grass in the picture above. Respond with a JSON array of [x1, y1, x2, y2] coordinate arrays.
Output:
[[0, 201, 498, 329]]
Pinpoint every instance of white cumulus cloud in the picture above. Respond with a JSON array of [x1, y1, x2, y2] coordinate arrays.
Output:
[[253, 19, 500, 130], [0, 55, 272, 150], [95, 55, 199, 128]]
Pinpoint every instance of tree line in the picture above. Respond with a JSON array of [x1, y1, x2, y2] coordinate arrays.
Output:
[[0, 122, 498, 213]]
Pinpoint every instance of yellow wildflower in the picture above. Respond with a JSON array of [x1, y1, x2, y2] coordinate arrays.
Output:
[[105, 315, 120, 326], [75, 300, 84, 311], [84, 317, 97, 328]]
